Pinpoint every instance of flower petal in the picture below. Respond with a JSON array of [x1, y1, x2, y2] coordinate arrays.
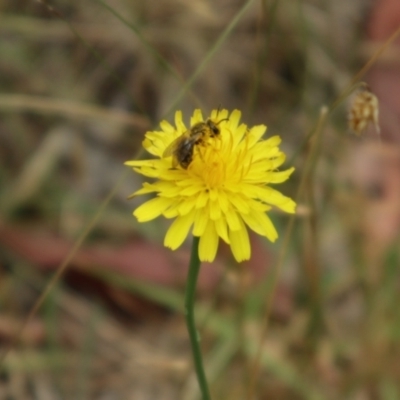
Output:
[[241, 210, 278, 242], [175, 110, 186, 133], [228, 109, 241, 131], [134, 197, 172, 222], [164, 212, 195, 250], [257, 187, 297, 213], [193, 210, 208, 236], [247, 125, 267, 147], [229, 193, 250, 214], [195, 191, 209, 209], [209, 199, 222, 220], [198, 220, 219, 262], [232, 124, 247, 148], [263, 135, 282, 147], [215, 217, 230, 244], [229, 218, 250, 262], [217, 191, 229, 213], [190, 109, 204, 126], [128, 183, 158, 198], [179, 183, 203, 196], [160, 120, 175, 133], [178, 196, 197, 215], [211, 108, 229, 121], [268, 167, 295, 183], [224, 207, 242, 231]]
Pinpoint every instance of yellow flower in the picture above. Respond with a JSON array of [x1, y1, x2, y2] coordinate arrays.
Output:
[[125, 109, 296, 262]]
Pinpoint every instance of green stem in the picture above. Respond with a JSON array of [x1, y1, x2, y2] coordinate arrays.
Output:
[[184, 236, 211, 400]]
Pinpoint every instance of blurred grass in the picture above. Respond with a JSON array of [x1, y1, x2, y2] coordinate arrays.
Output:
[[0, 0, 400, 399]]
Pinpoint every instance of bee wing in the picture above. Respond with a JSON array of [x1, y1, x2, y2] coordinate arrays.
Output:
[[163, 134, 185, 168], [163, 140, 176, 158], [163, 130, 191, 157]]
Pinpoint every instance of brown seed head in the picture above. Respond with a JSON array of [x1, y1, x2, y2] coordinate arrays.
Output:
[[348, 85, 380, 136]]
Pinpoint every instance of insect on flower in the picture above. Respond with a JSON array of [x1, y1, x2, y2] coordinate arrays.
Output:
[[125, 109, 296, 263], [163, 118, 228, 169]]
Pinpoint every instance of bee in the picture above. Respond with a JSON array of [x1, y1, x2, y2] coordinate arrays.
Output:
[[163, 118, 227, 169]]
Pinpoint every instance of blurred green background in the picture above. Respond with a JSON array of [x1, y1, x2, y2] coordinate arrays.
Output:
[[1, 0, 400, 399]]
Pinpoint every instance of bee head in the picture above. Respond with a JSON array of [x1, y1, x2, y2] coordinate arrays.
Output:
[[207, 118, 228, 137]]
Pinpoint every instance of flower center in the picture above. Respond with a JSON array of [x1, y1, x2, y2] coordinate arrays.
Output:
[[188, 143, 226, 189]]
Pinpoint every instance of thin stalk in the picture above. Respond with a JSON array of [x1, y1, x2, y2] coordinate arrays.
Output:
[[185, 236, 211, 400], [247, 106, 328, 400], [0, 170, 130, 369]]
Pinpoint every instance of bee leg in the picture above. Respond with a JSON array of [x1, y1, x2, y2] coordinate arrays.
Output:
[[192, 144, 205, 164]]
